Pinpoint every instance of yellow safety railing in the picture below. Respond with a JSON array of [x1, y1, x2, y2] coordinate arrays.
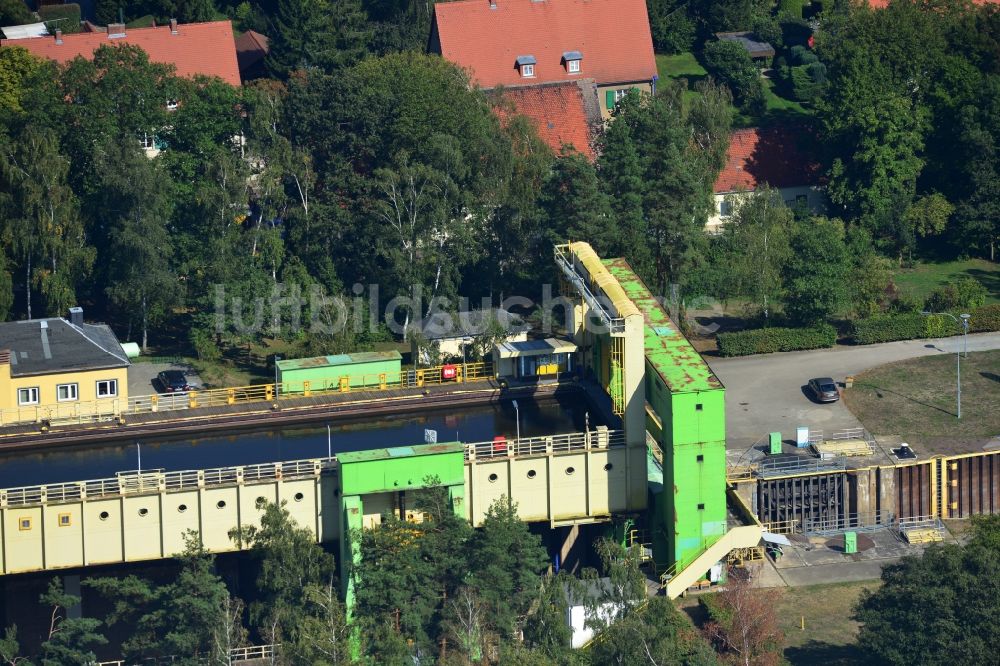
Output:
[[0, 362, 492, 429], [761, 519, 800, 535]]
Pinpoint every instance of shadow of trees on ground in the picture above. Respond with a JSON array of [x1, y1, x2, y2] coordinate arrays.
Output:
[[785, 640, 871, 666]]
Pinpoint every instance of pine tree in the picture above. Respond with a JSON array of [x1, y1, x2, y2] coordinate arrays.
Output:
[[540, 151, 615, 253], [266, 0, 371, 79]]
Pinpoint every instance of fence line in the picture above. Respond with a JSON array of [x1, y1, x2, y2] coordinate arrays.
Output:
[[0, 429, 609, 509], [0, 362, 492, 429]]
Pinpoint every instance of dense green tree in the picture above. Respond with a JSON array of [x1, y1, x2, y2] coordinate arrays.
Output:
[[702, 40, 766, 114], [540, 151, 615, 252], [466, 498, 548, 639], [0, 125, 92, 319], [951, 75, 1000, 259], [854, 515, 1000, 665], [60, 45, 177, 192], [39, 579, 107, 666], [364, 0, 440, 54], [88, 533, 242, 663], [266, 0, 370, 78], [0, 625, 27, 665], [597, 81, 729, 295], [783, 217, 850, 325], [846, 227, 893, 319], [520, 573, 574, 660], [717, 188, 794, 321], [95, 142, 179, 349], [0, 0, 31, 25], [647, 0, 697, 53], [230, 500, 341, 659]]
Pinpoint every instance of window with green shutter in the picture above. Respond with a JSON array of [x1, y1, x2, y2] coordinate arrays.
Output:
[[606, 90, 615, 109]]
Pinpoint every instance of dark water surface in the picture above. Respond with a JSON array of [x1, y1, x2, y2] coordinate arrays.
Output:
[[0, 396, 602, 488]]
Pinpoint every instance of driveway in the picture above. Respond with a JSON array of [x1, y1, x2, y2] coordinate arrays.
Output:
[[127, 361, 204, 399], [707, 332, 1000, 451]]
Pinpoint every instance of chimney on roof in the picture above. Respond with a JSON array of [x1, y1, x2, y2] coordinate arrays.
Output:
[[54, 29, 62, 44], [108, 23, 126, 38], [169, 18, 178, 34], [489, 0, 496, 7], [68, 306, 84, 327]]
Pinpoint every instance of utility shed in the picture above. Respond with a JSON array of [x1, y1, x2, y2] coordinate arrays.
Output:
[[493, 338, 578, 379], [603, 258, 727, 570], [277, 351, 402, 391]]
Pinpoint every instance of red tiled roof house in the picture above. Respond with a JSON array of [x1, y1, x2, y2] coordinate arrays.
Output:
[[430, 0, 659, 129], [710, 126, 826, 233], [0, 20, 242, 87], [491, 79, 601, 159]]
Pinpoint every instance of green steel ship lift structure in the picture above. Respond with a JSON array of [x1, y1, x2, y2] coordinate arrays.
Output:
[[555, 242, 760, 591]]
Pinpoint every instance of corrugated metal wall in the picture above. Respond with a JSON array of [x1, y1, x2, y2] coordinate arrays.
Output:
[[894, 461, 934, 519], [943, 451, 1000, 518]]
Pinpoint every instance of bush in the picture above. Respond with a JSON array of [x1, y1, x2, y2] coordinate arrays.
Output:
[[648, 1, 697, 54], [924, 276, 988, 313], [717, 324, 837, 356], [37, 3, 82, 33], [702, 40, 766, 113], [970, 304, 1000, 332], [779, 16, 812, 47], [778, 0, 804, 19], [852, 313, 926, 344]]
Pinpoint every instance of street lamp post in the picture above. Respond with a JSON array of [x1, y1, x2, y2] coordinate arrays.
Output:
[[512, 399, 521, 443], [920, 312, 971, 419]]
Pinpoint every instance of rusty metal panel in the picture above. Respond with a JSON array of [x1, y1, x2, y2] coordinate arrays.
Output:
[[947, 452, 1000, 519], [895, 461, 934, 519]]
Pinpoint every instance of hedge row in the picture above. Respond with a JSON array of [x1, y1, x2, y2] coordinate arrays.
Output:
[[851, 304, 1000, 344], [717, 324, 837, 357]]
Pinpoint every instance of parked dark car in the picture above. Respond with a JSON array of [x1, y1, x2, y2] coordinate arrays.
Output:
[[807, 377, 840, 403], [157, 370, 192, 393]]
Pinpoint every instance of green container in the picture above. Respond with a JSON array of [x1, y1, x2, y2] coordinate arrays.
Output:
[[844, 531, 857, 554], [277, 350, 402, 391], [769, 432, 782, 455]]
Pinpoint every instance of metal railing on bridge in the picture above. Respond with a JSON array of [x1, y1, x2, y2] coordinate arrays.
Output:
[[94, 642, 279, 665], [463, 428, 625, 461], [0, 428, 613, 508], [0, 362, 492, 429], [0, 459, 333, 509]]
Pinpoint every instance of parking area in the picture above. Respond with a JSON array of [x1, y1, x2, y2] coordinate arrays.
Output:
[[127, 361, 204, 398]]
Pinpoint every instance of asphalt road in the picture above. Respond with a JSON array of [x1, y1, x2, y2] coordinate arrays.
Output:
[[707, 332, 1000, 451]]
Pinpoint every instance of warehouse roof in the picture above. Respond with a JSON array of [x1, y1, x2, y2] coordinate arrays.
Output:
[[602, 259, 722, 393], [0, 318, 129, 377]]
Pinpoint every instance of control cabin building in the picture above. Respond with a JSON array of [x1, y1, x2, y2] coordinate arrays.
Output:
[[493, 338, 578, 379]]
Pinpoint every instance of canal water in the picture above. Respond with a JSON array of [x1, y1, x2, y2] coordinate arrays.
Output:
[[0, 396, 603, 488]]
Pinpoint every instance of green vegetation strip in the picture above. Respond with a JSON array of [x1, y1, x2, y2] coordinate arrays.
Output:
[[844, 350, 1000, 449], [893, 259, 1000, 305]]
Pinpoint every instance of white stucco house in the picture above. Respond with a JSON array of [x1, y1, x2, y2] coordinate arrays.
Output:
[[708, 126, 827, 234]]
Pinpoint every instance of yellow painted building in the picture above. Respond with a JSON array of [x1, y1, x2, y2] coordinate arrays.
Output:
[[0, 312, 130, 422]]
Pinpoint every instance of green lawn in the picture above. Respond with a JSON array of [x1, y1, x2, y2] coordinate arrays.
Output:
[[844, 350, 1000, 453], [894, 259, 1000, 305], [656, 52, 708, 81], [777, 581, 876, 666]]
